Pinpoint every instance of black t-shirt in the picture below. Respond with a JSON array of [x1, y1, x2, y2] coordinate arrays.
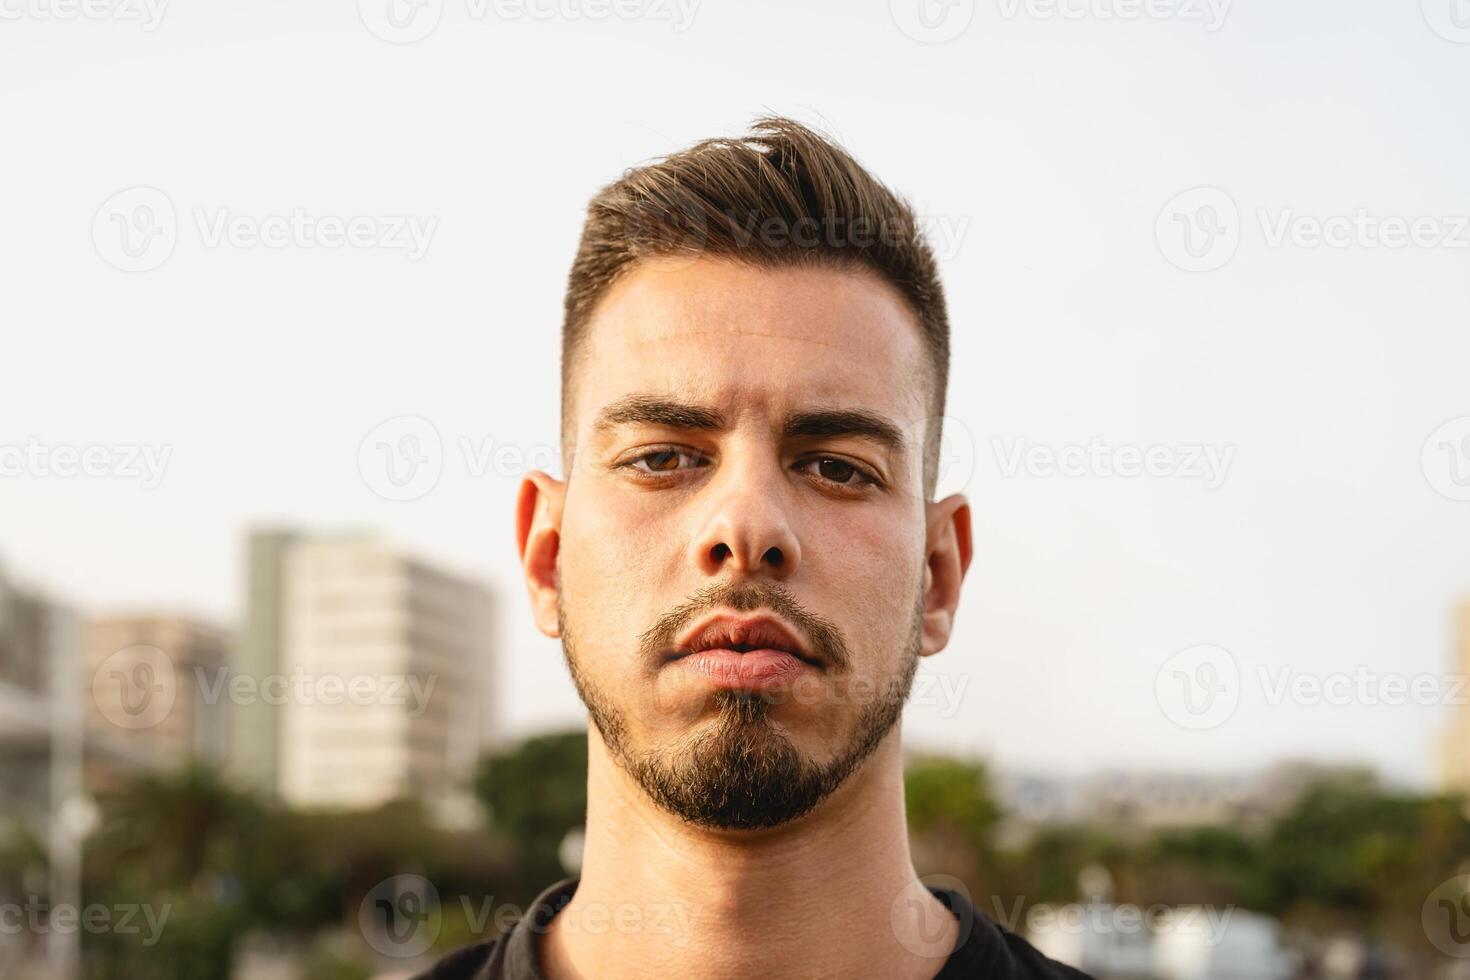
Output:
[[413, 877, 1093, 979]]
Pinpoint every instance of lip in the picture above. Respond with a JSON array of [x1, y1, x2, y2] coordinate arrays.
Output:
[[667, 613, 822, 691], [676, 648, 812, 691]]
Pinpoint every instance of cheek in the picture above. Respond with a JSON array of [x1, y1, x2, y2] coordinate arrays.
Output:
[[557, 482, 681, 655], [563, 480, 682, 585], [799, 503, 925, 660]]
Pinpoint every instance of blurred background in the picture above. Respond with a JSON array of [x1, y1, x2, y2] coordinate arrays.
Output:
[[3, 0, 1470, 976]]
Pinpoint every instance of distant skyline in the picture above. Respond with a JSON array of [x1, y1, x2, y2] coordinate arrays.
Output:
[[4, 0, 1469, 785]]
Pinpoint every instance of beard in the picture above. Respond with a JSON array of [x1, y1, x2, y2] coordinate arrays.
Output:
[[560, 580, 923, 831]]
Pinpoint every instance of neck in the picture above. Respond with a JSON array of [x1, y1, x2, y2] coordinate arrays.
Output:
[[539, 727, 958, 980]]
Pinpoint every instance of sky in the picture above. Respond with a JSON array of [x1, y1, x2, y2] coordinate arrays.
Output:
[[3, 0, 1469, 785]]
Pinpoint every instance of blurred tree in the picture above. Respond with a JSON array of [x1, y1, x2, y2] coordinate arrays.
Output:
[[1000, 826, 1136, 907], [83, 763, 260, 980], [1262, 784, 1470, 952], [60, 743, 1470, 977], [1142, 826, 1267, 909], [474, 731, 588, 894], [904, 754, 1002, 898], [90, 762, 261, 888]]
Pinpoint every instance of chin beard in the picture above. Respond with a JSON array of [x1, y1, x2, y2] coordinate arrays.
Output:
[[560, 586, 923, 831], [619, 682, 912, 830]]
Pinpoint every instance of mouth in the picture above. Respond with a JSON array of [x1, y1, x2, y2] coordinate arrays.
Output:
[[667, 614, 823, 691]]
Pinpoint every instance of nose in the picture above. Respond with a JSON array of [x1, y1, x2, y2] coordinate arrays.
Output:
[[688, 451, 801, 581]]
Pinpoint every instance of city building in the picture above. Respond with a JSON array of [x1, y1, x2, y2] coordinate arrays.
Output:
[[229, 527, 298, 793], [83, 614, 231, 785], [1440, 599, 1470, 797], [0, 565, 73, 835], [995, 761, 1376, 843], [0, 564, 91, 980], [233, 528, 495, 811]]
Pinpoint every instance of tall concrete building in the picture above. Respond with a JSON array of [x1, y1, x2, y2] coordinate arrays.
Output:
[[0, 567, 52, 697], [229, 528, 298, 793], [1, 566, 172, 832], [232, 528, 495, 811], [0, 566, 74, 835], [0, 566, 92, 979], [83, 614, 230, 782], [1440, 600, 1470, 796]]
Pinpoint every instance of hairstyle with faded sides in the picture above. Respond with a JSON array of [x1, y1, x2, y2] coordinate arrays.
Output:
[[560, 115, 951, 498]]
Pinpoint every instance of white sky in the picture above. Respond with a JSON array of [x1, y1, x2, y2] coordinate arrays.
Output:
[[3, 0, 1469, 785]]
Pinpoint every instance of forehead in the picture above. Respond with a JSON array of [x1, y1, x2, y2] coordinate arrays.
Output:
[[573, 257, 931, 430]]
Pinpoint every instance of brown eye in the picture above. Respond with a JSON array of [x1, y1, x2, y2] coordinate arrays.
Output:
[[643, 450, 681, 472], [816, 458, 858, 483], [627, 448, 706, 476]]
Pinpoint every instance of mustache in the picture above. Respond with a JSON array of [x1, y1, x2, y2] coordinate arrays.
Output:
[[637, 580, 851, 672]]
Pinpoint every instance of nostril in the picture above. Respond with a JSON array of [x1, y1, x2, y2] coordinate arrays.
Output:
[[763, 546, 784, 567], [710, 543, 731, 562]]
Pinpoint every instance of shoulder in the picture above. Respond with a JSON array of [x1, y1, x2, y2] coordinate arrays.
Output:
[[990, 927, 1094, 979], [409, 939, 499, 980], [410, 877, 578, 980], [934, 889, 1095, 979]]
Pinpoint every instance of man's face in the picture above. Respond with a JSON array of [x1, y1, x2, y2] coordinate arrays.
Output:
[[526, 256, 960, 830]]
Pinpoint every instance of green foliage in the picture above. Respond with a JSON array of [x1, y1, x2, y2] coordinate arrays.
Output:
[[1144, 826, 1269, 908], [82, 763, 257, 979], [905, 755, 1000, 840], [79, 762, 519, 979], [1260, 784, 1470, 947], [296, 936, 375, 980], [474, 730, 588, 889], [1004, 827, 1128, 904], [903, 754, 1003, 900], [56, 739, 1470, 976]]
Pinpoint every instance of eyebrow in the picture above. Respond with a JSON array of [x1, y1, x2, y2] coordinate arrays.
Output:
[[782, 409, 906, 456], [592, 395, 907, 456], [594, 395, 725, 433]]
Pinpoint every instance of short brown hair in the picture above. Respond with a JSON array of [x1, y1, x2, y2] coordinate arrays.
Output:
[[561, 116, 950, 496]]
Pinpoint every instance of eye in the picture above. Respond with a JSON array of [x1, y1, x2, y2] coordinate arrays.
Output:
[[798, 456, 878, 489], [623, 448, 708, 476]]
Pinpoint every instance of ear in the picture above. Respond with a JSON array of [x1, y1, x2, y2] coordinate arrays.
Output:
[[919, 493, 972, 657], [515, 469, 566, 639]]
